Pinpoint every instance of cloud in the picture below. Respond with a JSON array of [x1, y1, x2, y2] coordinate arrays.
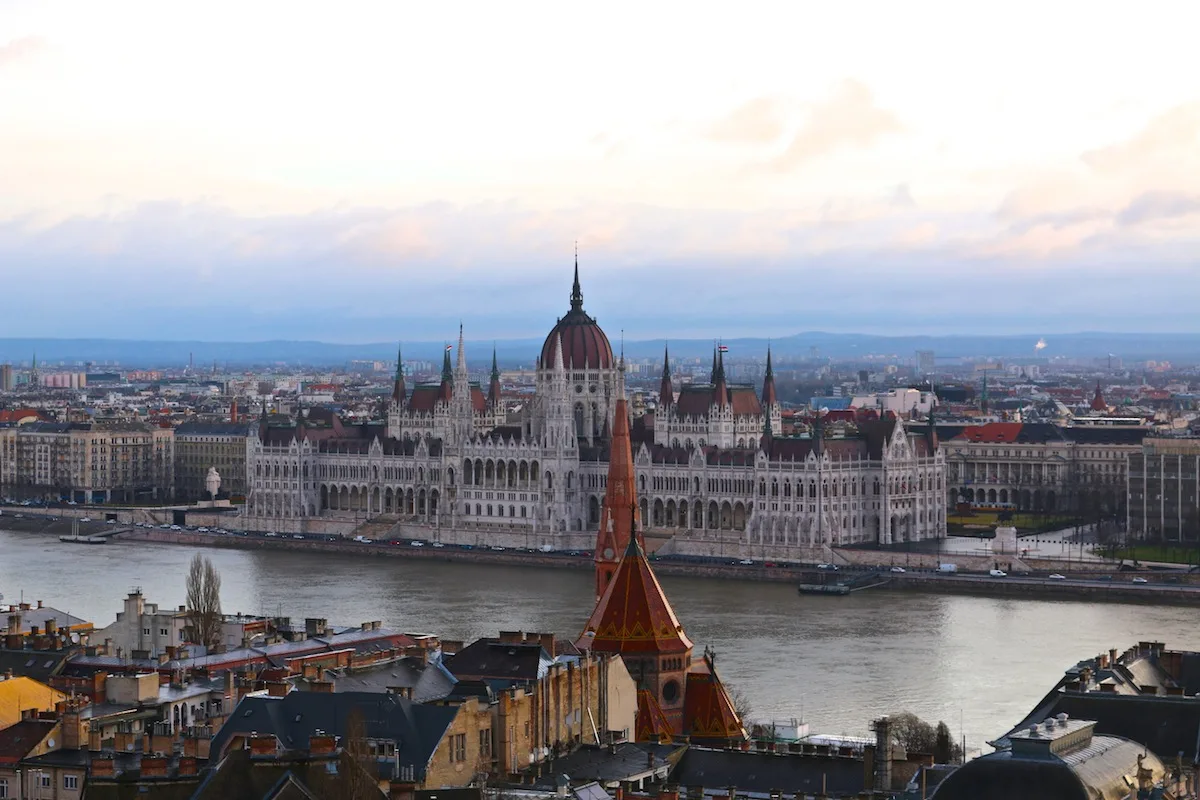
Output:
[[1083, 101, 1200, 173], [1117, 191, 1200, 226], [0, 36, 47, 67], [766, 80, 903, 172], [890, 183, 916, 209], [705, 96, 789, 144]]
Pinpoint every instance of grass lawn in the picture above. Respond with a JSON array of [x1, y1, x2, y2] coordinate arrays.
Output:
[[947, 511, 1077, 533], [1101, 544, 1200, 566]]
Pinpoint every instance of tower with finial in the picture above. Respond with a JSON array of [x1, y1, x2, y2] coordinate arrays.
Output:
[[488, 347, 502, 410], [761, 344, 780, 436], [592, 396, 640, 602], [659, 344, 673, 408]]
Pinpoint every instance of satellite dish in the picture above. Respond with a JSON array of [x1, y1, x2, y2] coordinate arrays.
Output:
[[47, 738, 55, 749], [70, 633, 80, 644]]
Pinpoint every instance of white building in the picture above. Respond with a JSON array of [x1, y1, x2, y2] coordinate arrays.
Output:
[[244, 265, 947, 553]]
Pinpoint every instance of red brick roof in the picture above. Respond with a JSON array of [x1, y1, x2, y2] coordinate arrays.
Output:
[[578, 536, 693, 656], [682, 654, 748, 746], [954, 422, 1023, 443]]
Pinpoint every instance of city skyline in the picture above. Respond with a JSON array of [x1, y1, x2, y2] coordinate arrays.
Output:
[[2, 1, 1198, 340]]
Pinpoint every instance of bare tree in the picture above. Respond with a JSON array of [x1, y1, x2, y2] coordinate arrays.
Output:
[[343, 708, 379, 800], [727, 684, 753, 724], [185, 554, 223, 649]]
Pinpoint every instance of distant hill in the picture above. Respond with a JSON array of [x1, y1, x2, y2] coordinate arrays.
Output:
[[0, 331, 1196, 368]]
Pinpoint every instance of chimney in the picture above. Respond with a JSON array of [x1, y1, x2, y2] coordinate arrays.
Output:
[[266, 681, 289, 697], [91, 756, 115, 777], [249, 735, 278, 756], [309, 735, 337, 755], [177, 756, 199, 776], [1109, 648, 1119, 665], [141, 755, 169, 778], [45, 618, 57, 636], [37, 600, 43, 609], [499, 630, 523, 644], [309, 680, 334, 693]]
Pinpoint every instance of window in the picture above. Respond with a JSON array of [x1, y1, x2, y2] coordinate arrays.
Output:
[[449, 733, 467, 763], [40, 774, 51, 788], [160, 628, 169, 637], [143, 628, 150, 636], [65, 775, 79, 790], [479, 728, 492, 758], [0, 777, 7, 798]]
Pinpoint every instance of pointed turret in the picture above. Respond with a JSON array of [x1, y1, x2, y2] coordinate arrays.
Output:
[[455, 324, 467, 377], [711, 346, 718, 383], [488, 348, 502, 408], [1090, 381, 1107, 412], [712, 348, 729, 407], [659, 344, 673, 407], [762, 346, 778, 406], [391, 343, 406, 405], [570, 250, 584, 313], [925, 406, 939, 451], [258, 399, 269, 443], [592, 397, 639, 601], [681, 650, 749, 746], [438, 344, 454, 403], [760, 413, 773, 452]]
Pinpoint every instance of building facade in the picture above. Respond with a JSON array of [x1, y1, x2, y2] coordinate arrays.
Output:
[[941, 422, 1145, 517], [0, 421, 174, 502], [173, 421, 253, 502], [1127, 437, 1200, 542], [244, 266, 947, 552]]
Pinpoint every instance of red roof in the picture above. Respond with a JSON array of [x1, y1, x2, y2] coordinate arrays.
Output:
[[539, 270, 614, 370], [594, 398, 640, 602], [954, 422, 1023, 443], [578, 535, 693, 655], [682, 653, 748, 745], [0, 408, 43, 424], [636, 689, 674, 743]]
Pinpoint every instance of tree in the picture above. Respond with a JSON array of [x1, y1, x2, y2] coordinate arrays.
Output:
[[343, 707, 379, 800], [185, 554, 223, 649], [726, 684, 753, 724], [934, 721, 954, 764]]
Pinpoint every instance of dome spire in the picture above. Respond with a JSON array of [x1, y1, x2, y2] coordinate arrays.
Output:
[[570, 243, 584, 312]]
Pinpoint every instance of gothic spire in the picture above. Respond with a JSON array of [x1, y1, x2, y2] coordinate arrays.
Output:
[[392, 342, 406, 404], [488, 346, 502, 407], [762, 344, 778, 407], [455, 324, 467, 376], [713, 347, 729, 407], [659, 343, 673, 408], [491, 347, 500, 381], [441, 344, 453, 382], [570, 245, 584, 313]]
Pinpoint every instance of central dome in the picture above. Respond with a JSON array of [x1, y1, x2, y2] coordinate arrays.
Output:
[[540, 263, 614, 371]]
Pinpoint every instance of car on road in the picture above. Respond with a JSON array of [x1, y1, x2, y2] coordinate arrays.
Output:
[[989, 569, 1008, 578], [106, 519, 116, 524], [490, 546, 505, 551], [432, 542, 445, 548], [737, 559, 754, 565], [170, 524, 182, 531], [292, 534, 304, 539], [817, 563, 839, 571], [1047, 573, 1066, 580], [410, 541, 424, 547], [80, 517, 91, 523], [1132, 577, 1149, 584], [890, 566, 906, 573]]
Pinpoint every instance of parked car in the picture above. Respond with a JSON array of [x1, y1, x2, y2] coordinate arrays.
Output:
[[432, 542, 445, 548], [1047, 573, 1066, 580], [738, 559, 754, 565], [817, 563, 839, 571], [410, 541, 424, 547], [989, 569, 1008, 578], [1132, 577, 1149, 584], [890, 566, 906, 574]]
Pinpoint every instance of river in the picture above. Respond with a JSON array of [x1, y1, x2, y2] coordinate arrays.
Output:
[[2, 527, 1196, 753]]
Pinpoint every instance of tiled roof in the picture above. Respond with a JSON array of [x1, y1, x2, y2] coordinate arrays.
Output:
[[0, 718, 55, 764]]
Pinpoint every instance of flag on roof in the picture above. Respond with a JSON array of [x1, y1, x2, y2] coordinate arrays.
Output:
[[445, 344, 453, 351], [718, 345, 728, 352]]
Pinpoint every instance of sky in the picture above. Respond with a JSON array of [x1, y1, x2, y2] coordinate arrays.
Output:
[[1, 1, 1199, 343]]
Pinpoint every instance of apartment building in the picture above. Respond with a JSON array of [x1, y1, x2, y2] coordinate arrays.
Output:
[[1127, 437, 1200, 542], [173, 421, 252, 502], [0, 421, 174, 502]]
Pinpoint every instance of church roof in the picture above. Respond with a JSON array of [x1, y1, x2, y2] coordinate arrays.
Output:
[[577, 535, 693, 656], [635, 689, 674, 744], [681, 653, 748, 746]]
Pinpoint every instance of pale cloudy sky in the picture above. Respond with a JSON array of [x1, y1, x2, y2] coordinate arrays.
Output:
[[1, 1, 1198, 342]]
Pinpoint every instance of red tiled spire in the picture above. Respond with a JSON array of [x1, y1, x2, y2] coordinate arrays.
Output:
[[762, 346, 777, 407], [592, 397, 640, 601], [577, 522, 693, 656], [682, 650, 748, 746], [636, 689, 674, 744], [659, 345, 673, 407], [1091, 381, 1107, 412]]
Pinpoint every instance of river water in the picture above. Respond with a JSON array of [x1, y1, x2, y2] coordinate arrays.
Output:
[[2, 528, 1196, 753]]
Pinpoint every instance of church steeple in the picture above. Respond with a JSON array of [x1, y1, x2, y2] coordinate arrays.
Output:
[[392, 342, 406, 405], [488, 347, 502, 408], [438, 343, 454, 403], [712, 347, 729, 408], [570, 246, 584, 313], [659, 344, 673, 408], [762, 345, 778, 407], [592, 397, 640, 602]]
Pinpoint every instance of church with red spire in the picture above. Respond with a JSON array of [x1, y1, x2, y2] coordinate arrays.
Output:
[[578, 396, 748, 747]]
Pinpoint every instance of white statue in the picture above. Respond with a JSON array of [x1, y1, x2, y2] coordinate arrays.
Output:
[[205, 467, 221, 499]]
